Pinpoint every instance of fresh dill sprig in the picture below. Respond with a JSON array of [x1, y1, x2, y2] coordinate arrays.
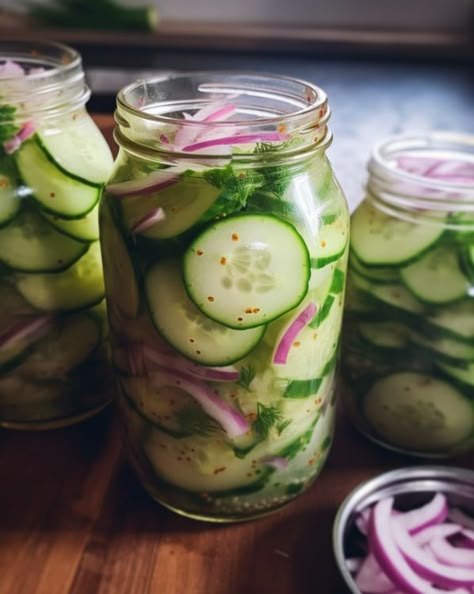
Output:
[[253, 402, 283, 439], [236, 365, 256, 391], [276, 418, 292, 435], [174, 406, 220, 438], [202, 164, 265, 221]]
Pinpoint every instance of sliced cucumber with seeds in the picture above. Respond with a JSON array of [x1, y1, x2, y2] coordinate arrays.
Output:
[[18, 313, 101, 380], [146, 259, 266, 366], [183, 213, 310, 329], [400, 245, 469, 304], [99, 204, 140, 319], [351, 201, 446, 266], [362, 372, 473, 452], [425, 300, 474, 343], [37, 114, 113, 186], [0, 169, 20, 227], [43, 203, 99, 242], [0, 208, 87, 273], [15, 140, 100, 218], [15, 242, 105, 312]]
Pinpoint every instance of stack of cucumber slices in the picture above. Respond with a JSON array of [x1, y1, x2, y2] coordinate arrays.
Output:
[[102, 151, 349, 508], [0, 118, 113, 424], [343, 199, 474, 455]]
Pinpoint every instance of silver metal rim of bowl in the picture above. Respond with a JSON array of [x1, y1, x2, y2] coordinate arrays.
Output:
[[332, 465, 474, 594]]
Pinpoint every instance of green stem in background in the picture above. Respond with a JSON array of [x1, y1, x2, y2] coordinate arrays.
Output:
[[0, 105, 20, 152], [27, 0, 159, 32]]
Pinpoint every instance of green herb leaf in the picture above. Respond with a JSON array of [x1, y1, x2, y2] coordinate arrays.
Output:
[[174, 406, 221, 437], [202, 164, 265, 222], [0, 104, 19, 148], [283, 378, 323, 399], [253, 402, 283, 439], [236, 364, 256, 391], [276, 418, 292, 435]]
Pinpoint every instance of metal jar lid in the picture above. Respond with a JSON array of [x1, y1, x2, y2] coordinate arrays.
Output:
[[333, 465, 474, 594]]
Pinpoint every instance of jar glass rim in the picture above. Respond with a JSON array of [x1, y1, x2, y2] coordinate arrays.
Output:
[[116, 70, 328, 126], [369, 131, 474, 190], [0, 39, 81, 82]]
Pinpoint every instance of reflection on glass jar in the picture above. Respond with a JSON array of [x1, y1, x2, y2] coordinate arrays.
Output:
[[342, 132, 474, 458], [0, 41, 114, 428], [100, 72, 349, 521]]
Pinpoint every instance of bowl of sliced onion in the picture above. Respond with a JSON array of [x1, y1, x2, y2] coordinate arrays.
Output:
[[333, 466, 474, 594]]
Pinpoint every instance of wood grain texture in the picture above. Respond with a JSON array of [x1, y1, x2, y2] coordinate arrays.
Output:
[[0, 116, 472, 594]]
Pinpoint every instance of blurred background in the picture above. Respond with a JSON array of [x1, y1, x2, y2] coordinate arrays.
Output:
[[0, 0, 473, 209]]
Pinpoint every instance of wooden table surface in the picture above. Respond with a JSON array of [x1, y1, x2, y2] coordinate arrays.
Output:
[[0, 116, 472, 594]]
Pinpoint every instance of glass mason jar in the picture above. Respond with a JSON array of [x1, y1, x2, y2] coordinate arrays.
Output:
[[342, 132, 474, 458], [101, 72, 349, 521], [0, 41, 114, 428]]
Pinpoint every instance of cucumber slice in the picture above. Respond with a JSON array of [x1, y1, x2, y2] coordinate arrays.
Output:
[[36, 113, 113, 186], [0, 169, 20, 227], [119, 375, 219, 438], [358, 321, 410, 350], [0, 208, 87, 273], [437, 361, 474, 389], [99, 204, 140, 319], [410, 331, 474, 362], [309, 218, 349, 269], [18, 313, 101, 380], [425, 300, 474, 342], [351, 201, 446, 267], [43, 203, 99, 242], [369, 283, 425, 316], [0, 316, 53, 373], [400, 245, 469, 304], [349, 254, 399, 284], [183, 213, 310, 329], [15, 140, 100, 218], [362, 372, 474, 452], [120, 175, 221, 239], [146, 259, 266, 366], [268, 292, 344, 381], [15, 242, 105, 312]]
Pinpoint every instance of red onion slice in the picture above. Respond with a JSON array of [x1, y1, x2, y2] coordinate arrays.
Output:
[[142, 344, 240, 383], [355, 552, 396, 593], [397, 156, 444, 176], [392, 513, 474, 588], [0, 315, 54, 353], [356, 507, 372, 536], [173, 101, 237, 148], [131, 207, 166, 235], [106, 170, 179, 197], [371, 497, 468, 594], [149, 368, 249, 438], [398, 493, 448, 534], [448, 508, 474, 531], [182, 132, 290, 153], [259, 456, 289, 470], [273, 302, 317, 365], [413, 523, 461, 546], [0, 60, 25, 77], [345, 557, 364, 574], [429, 537, 474, 569]]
